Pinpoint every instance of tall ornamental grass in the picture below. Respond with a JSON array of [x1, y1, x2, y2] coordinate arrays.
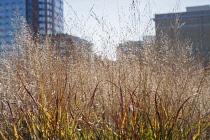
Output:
[[0, 7, 209, 140]]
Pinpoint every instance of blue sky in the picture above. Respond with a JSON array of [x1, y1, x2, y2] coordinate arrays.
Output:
[[63, 0, 210, 59]]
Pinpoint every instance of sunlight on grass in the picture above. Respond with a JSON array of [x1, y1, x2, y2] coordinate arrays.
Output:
[[0, 2, 209, 140]]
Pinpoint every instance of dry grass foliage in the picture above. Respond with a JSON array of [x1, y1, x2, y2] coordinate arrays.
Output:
[[0, 16, 210, 140]]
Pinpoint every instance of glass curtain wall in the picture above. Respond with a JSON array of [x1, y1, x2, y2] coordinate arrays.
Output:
[[38, 0, 63, 35], [0, 0, 64, 49], [0, 0, 26, 49]]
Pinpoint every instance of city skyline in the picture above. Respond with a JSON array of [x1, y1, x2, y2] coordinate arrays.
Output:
[[63, 0, 210, 59], [64, 0, 210, 41], [0, 0, 210, 59]]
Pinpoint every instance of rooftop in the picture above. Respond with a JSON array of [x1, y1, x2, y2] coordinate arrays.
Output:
[[186, 5, 210, 12], [154, 5, 210, 21]]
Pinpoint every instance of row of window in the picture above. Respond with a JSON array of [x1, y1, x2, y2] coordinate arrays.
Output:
[[0, 3, 25, 11], [0, 26, 13, 30], [39, 3, 53, 10], [0, 12, 26, 18], [39, 23, 53, 28], [0, 0, 24, 5], [39, 0, 53, 3], [156, 13, 210, 21], [39, 0, 63, 4], [39, 29, 53, 35], [0, 35, 14, 41], [0, 32, 15, 36], [0, 19, 27, 24], [0, 26, 11, 30], [158, 23, 210, 30], [39, 10, 53, 16], [0, 22, 61, 32], [0, 18, 13, 24], [39, 17, 53, 22]]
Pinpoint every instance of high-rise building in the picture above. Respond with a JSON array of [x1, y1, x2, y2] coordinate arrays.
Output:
[[0, 0, 63, 48], [154, 5, 210, 65]]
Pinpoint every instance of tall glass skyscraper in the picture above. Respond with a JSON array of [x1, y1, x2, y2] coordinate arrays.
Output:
[[0, 0, 63, 48]]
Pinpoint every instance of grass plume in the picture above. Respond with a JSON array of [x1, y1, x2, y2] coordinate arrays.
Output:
[[0, 3, 209, 140]]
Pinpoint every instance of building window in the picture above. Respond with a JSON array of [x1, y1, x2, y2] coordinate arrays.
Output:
[[47, 17, 52, 22], [39, 10, 45, 16], [39, 23, 45, 28], [39, 17, 45, 22], [39, 30, 45, 35], [39, 0, 45, 3], [39, 4, 45, 9], [47, 29, 52, 34], [47, 11, 52, 16], [47, 4, 52, 10], [47, 23, 52, 28]]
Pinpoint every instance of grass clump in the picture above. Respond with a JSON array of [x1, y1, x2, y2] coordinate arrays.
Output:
[[0, 10, 210, 140]]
